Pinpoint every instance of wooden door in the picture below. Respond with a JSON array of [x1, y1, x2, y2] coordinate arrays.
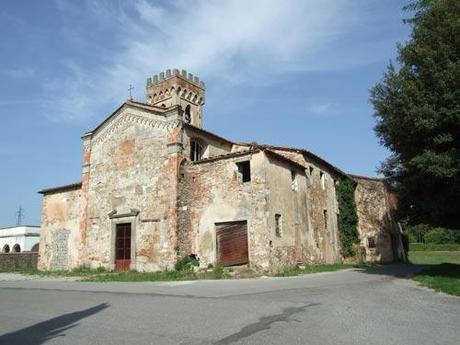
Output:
[[115, 223, 131, 271], [216, 221, 248, 267]]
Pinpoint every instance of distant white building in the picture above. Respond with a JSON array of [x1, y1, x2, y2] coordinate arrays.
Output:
[[0, 226, 40, 253]]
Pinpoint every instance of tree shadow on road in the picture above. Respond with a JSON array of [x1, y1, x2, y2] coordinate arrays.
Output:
[[0, 303, 109, 345], [353, 263, 428, 278]]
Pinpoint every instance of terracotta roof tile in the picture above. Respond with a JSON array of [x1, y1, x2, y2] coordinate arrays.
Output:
[[39, 182, 82, 194]]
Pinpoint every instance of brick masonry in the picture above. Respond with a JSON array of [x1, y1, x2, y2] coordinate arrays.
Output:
[[0, 252, 38, 270]]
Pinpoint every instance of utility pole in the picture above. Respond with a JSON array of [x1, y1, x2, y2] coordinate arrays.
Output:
[[16, 206, 24, 226]]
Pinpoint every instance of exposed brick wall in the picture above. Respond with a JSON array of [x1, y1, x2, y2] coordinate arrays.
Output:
[[0, 252, 38, 270]]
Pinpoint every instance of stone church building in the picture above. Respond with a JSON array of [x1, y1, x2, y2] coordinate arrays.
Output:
[[38, 69, 405, 272]]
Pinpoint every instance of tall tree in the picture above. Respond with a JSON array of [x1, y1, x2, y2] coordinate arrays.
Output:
[[370, 0, 460, 228]]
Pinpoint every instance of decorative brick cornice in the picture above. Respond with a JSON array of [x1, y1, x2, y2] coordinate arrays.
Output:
[[91, 111, 182, 146]]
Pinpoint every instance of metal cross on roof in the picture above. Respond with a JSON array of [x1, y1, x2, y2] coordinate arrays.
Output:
[[128, 84, 134, 100]]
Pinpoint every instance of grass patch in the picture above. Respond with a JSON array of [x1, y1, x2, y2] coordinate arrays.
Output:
[[1, 263, 372, 282], [409, 243, 460, 252], [83, 270, 197, 282], [408, 251, 460, 265], [0, 267, 92, 277], [408, 251, 460, 296], [413, 263, 460, 296], [275, 263, 369, 277]]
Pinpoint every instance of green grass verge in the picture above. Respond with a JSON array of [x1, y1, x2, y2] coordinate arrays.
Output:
[[0, 267, 93, 277], [409, 251, 460, 296], [413, 263, 460, 296], [83, 270, 197, 282], [1, 263, 372, 281], [409, 243, 460, 252], [408, 251, 460, 265]]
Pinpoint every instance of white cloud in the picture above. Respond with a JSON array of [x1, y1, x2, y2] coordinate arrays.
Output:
[[307, 103, 333, 116], [41, 0, 392, 121]]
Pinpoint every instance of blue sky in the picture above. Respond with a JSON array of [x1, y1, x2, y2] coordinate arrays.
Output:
[[0, 0, 410, 227]]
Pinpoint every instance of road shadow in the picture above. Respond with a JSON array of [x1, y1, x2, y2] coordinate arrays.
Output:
[[0, 303, 109, 345], [353, 262, 460, 279], [353, 263, 427, 278]]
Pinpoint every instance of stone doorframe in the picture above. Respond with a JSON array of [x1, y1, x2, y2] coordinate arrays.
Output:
[[108, 208, 139, 271]]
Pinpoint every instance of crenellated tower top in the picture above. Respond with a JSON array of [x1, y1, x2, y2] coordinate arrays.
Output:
[[146, 69, 205, 128]]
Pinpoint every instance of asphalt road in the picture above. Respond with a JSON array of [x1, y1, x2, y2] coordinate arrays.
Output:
[[0, 264, 458, 345]]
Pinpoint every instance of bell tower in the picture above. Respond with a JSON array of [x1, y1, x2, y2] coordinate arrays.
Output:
[[146, 69, 205, 128]]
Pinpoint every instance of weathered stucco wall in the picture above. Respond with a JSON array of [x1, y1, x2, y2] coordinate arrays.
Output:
[[183, 126, 232, 159], [354, 177, 402, 263], [38, 188, 82, 271], [264, 155, 316, 268], [178, 148, 342, 271], [270, 149, 341, 263], [178, 151, 270, 269], [82, 107, 181, 271]]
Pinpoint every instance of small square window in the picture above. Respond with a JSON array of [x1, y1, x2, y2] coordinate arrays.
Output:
[[367, 236, 376, 249], [275, 214, 282, 237], [237, 161, 251, 182], [190, 140, 203, 161]]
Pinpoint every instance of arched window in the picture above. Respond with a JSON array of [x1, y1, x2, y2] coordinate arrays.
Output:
[[13, 244, 21, 253], [31, 243, 39, 252], [2, 244, 10, 253], [184, 105, 191, 123], [190, 140, 203, 161]]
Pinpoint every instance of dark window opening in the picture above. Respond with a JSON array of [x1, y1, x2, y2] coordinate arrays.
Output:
[[3, 245, 10, 253], [323, 209, 328, 230], [237, 161, 251, 182], [367, 236, 376, 249], [275, 214, 282, 237], [13, 244, 21, 253], [309, 166, 314, 176], [184, 105, 191, 123], [190, 140, 203, 161]]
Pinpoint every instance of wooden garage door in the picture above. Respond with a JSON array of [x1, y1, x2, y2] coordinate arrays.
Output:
[[216, 221, 248, 267]]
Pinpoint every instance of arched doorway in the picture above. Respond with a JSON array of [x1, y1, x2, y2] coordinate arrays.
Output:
[[30, 243, 39, 252]]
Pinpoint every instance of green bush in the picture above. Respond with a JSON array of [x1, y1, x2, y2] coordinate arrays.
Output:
[[174, 255, 199, 271], [425, 228, 460, 244], [336, 179, 359, 257], [402, 222, 460, 245], [212, 265, 224, 279], [403, 223, 431, 243]]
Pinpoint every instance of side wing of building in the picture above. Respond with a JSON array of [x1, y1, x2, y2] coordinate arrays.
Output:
[[352, 175, 405, 263]]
